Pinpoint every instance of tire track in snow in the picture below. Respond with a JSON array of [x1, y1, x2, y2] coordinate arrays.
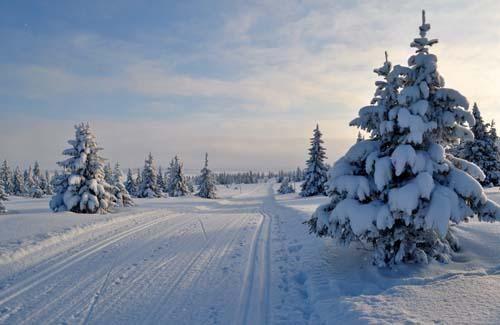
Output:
[[0, 211, 185, 308], [235, 210, 271, 325]]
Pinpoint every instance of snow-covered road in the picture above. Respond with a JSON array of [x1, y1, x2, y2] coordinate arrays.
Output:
[[0, 184, 277, 324]]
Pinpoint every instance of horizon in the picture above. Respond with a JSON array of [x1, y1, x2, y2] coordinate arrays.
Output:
[[1, 1, 499, 171]]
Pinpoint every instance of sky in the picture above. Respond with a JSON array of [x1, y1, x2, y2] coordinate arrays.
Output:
[[1, 0, 499, 171]]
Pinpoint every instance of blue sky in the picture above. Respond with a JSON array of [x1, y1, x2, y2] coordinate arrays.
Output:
[[1, 0, 499, 171]]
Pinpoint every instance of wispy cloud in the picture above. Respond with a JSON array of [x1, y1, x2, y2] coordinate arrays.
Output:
[[1, 0, 499, 169]]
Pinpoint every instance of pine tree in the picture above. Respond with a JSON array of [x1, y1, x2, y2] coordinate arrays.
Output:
[[33, 161, 42, 185], [300, 124, 328, 197], [50, 123, 116, 213], [112, 163, 134, 207], [278, 177, 295, 194], [167, 156, 189, 197], [0, 178, 7, 213], [43, 170, 53, 195], [125, 168, 138, 197], [137, 153, 162, 198], [26, 164, 43, 198], [197, 153, 217, 199], [12, 167, 25, 196], [0, 160, 12, 194], [103, 163, 113, 185], [450, 104, 500, 186], [294, 167, 303, 182], [157, 166, 165, 193], [24, 166, 35, 197], [308, 11, 500, 267], [135, 168, 142, 190]]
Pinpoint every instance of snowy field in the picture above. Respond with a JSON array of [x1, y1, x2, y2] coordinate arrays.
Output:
[[0, 183, 499, 324]]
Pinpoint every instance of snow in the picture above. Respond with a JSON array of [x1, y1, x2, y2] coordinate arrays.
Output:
[[0, 183, 499, 323]]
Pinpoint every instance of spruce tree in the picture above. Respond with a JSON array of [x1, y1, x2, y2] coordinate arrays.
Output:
[[24, 166, 35, 196], [137, 153, 162, 198], [0, 178, 7, 213], [0, 160, 12, 195], [125, 168, 138, 197], [167, 156, 189, 197], [308, 11, 500, 267], [278, 177, 295, 194], [33, 161, 42, 185], [157, 166, 165, 193], [300, 124, 328, 197], [104, 163, 113, 185], [50, 123, 116, 213], [450, 104, 500, 186], [44, 170, 53, 195], [197, 153, 217, 199], [135, 168, 142, 190], [12, 167, 25, 196], [26, 164, 43, 198], [112, 163, 134, 207]]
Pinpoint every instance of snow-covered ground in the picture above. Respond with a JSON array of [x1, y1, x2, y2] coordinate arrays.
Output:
[[0, 183, 499, 324]]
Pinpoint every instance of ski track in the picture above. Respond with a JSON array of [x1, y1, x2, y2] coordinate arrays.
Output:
[[0, 184, 274, 324], [235, 210, 271, 325]]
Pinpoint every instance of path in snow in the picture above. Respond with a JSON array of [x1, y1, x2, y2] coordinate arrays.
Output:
[[0, 184, 275, 324]]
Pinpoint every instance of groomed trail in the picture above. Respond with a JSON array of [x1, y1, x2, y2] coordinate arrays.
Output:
[[0, 183, 277, 324], [2, 183, 500, 324]]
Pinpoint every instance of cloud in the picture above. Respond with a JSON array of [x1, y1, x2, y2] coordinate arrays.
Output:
[[1, 0, 500, 169]]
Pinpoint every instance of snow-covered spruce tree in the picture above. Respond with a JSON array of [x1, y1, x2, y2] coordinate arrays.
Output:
[[278, 177, 295, 194], [157, 166, 165, 193], [0, 178, 8, 213], [167, 156, 189, 197], [300, 124, 328, 197], [450, 104, 500, 187], [137, 153, 162, 198], [0, 160, 12, 195], [24, 167, 35, 197], [43, 170, 53, 195], [307, 11, 500, 267], [112, 163, 134, 207], [26, 164, 44, 198], [12, 167, 25, 196], [135, 168, 142, 191], [125, 168, 138, 197], [103, 163, 113, 185], [50, 123, 116, 213], [197, 153, 217, 199], [33, 161, 42, 185]]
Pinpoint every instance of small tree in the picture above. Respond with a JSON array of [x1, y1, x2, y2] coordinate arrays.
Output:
[[167, 156, 189, 197], [197, 153, 217, 199], [50, 123, 116, 213], [12, 167, 25, 196], [43, 170, 53, 195], [125, 169, 138, 197], [300, 124, 328, 197], [112, 163, 134, 207], [103, 163, 113, 185], [0, 160, 12, 195], [137, 153, 162, 198], [278, 177, 295, 194], [0, 178, 8, 213]]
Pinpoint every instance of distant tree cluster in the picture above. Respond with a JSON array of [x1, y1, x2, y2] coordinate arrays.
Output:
[[0, 160, 54, 199], [448, 103, 500, 187]]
